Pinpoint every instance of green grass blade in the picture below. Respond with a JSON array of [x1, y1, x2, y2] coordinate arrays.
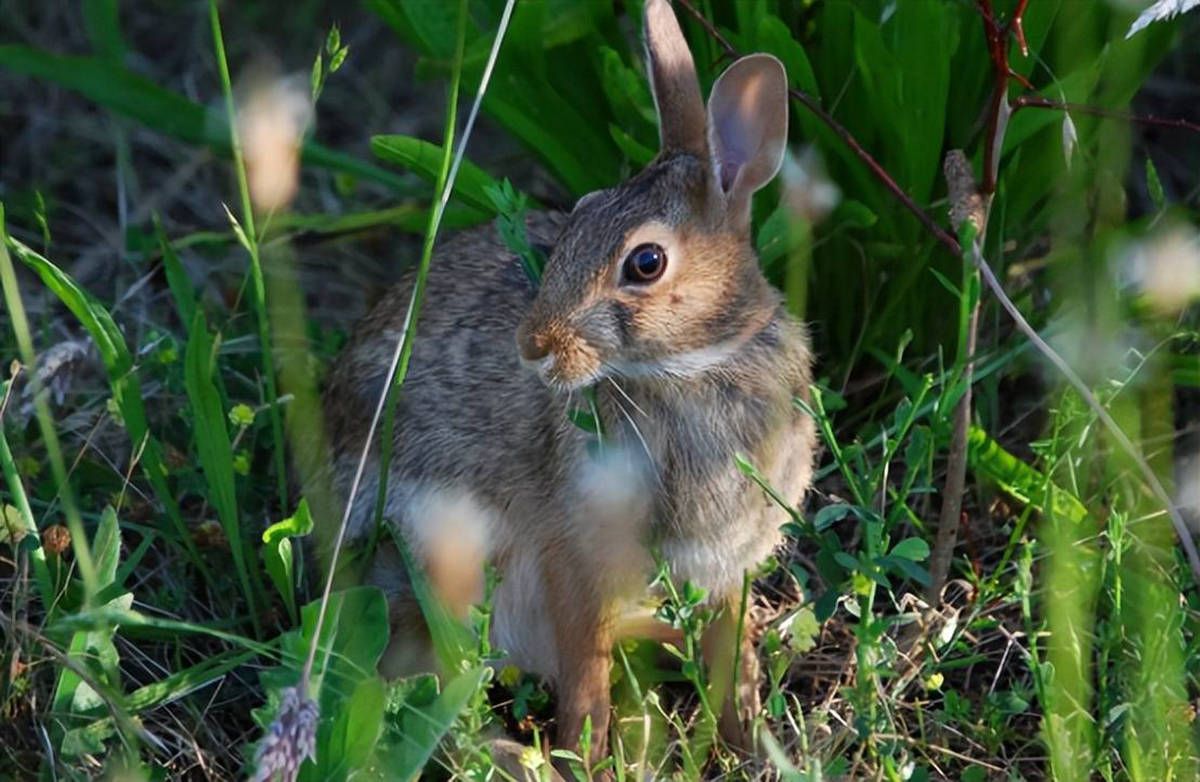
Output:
[[208, 0, 288, 513], [154, 216, 196, 327], [370, 134, 502, 215], [0, 45, 415, 194], [183, 309, 261, 634], [5, 234, 208, 577], [0, 380, 56, 608]]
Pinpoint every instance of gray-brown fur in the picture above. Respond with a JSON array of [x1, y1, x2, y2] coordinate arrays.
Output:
[[321, 0, 816, 761]]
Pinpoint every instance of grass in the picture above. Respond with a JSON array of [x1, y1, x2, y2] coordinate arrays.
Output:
[[2, 1, 1200, 779]]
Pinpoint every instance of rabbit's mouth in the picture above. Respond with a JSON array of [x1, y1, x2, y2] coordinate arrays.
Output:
[[516, 319, 609, 392], [520, 348, 605, 393]]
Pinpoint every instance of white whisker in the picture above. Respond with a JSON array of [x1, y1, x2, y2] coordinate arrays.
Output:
[[602, 365, 649, 418], [606, 378, 663, 493]]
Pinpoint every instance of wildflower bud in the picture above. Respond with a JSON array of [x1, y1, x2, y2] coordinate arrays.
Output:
[[42, 525, 71, 556]]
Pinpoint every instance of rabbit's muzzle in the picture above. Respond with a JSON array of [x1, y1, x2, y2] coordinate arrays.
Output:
[[515, 318, 602, 391]]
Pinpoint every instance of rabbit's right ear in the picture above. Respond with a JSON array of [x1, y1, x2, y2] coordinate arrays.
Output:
[[706, 54, 789, 229], [643, 0, 707, 159]]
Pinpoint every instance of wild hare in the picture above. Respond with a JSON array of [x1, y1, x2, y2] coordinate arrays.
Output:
[[323, 0, 815, 766]]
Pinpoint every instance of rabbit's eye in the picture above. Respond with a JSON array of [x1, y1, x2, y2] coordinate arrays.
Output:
[[622, 243, 668, 284]]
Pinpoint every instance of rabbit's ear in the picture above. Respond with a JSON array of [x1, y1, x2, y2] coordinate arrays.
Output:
[[644, 0, 707, 158], [707, 54, 789, 226]]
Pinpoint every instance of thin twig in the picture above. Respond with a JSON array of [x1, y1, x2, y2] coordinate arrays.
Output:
[[930, 0, 1016, 598], [1012, 96, 1200, 135], [971, 242, 1200, 582]]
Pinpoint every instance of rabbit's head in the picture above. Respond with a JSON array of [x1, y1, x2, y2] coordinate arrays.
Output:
[[516, 0, 789, 391]]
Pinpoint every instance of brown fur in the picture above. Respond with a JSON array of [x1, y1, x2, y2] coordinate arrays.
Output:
[[321, 0, 815, 764]]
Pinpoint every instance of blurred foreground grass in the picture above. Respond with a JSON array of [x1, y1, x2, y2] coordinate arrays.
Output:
[[1, 1, 1200, 779]]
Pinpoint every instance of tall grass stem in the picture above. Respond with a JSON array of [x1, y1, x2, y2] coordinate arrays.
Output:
[[208, 0, 289, 512], [0, 206, 99, 600], [0, 376, 56, 607], [302, 0, 517, 688]]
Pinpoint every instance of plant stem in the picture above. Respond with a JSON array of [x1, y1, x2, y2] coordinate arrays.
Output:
[[208, 0, 288, 512], [301, 0, 517, 691], [0, 377, 57, 608], [0, 206, 99, 600], [372, 0, 469, 541]]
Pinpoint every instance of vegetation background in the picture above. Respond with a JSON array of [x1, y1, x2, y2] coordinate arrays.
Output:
[[2, 0, 1199, 779]]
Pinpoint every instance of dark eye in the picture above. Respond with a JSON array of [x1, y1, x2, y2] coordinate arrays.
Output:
[[622, 243, 668, 284]]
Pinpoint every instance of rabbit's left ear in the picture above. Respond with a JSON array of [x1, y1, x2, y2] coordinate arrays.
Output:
[[707, 54, 789, 227], [644, 0, 708, 159]]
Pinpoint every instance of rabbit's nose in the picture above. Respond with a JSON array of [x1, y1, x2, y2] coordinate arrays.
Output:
[[517, 327, 552, 363]]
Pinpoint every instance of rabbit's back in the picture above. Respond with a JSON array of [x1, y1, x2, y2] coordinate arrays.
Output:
[[324, 211, 574, 542]]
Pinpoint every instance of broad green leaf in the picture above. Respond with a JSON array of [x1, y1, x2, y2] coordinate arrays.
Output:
[[251, 588, 389, 782], [966, 426, 1088, 525], [379, 666, 488, 781], [889, 0, 955, 203], [315, 677, 386, 780], [262, 499, 315, 622], [889, 537, 931, 562]]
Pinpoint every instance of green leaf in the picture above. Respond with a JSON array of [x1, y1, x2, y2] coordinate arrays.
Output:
[[52, 507, 131, 755], [756, 15, 820, 100], [832, 199, 878, 230], [310, 49, 323, 99], [486, 179, 545, 284], [889, 537, 931, 562], [154, 217, 196, 327], [388, 527, 476, 673], [813, 503, 853, 532], [381, 666, 488, 781], [262, 499, 315, 622], [184, 309, 258, 622], [316, 677, 386, 780], [6, 235, 205, 573], [966, 426, 1088, 525], [1145, 156, 1166, 212], [370, 134, 499, 215], [252, 588, 390, 782]]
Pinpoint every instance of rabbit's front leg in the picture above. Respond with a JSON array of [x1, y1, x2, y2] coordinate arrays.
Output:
[[546, 562, 614, 767], [702, 593, 761, 752]]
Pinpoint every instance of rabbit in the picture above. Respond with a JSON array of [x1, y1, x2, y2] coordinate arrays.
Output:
[[322, 0, 816, 764]]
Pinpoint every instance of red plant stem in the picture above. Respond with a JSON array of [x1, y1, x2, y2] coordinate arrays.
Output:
[[1012, 0, 1031, 56], [978, 0, 1009, 194], [674, 0, 962, 256]]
